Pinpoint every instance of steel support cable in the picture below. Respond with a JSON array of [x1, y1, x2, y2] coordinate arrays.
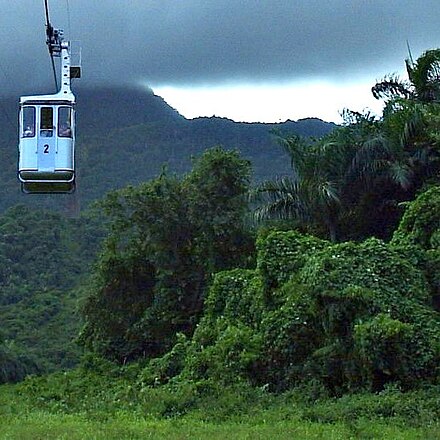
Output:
[[44, 0, 59, 91], [44, 0, 50, 28], [49, 55, 58, 91], [66, 0, 71, 39]]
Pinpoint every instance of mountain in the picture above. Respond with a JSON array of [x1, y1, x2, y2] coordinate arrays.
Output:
[[0, 86, 336, 212]]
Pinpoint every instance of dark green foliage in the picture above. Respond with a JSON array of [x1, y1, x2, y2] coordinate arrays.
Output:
[[137, 333, 190, 387], [0, 339, 40, 384], [0, 204, 103, 305], [80, 252, 157, 361], [185, 148, 254, 273], [168, 215, 440, 393], [256, 230, 327, 291], [80, 176, 201, 362], [170, 269, 265, 385], [260, 282, 320, 389], [391, 186, 440, 308], [299, 238, 429, 304], [354, 314, 415, 389], [80, 147, 254, 363], [295, 237, 439, 392], [181, 318, 262, 385], [0, 205, 104, 379], [392, 186, 440, 249], [204, 269, 264, 327], [251, 113, 407, 242]]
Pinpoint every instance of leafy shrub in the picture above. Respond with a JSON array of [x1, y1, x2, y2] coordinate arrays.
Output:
[[299, 237, 430, 306], [204, 269, 264, 327], [354, 314, 415, 390], [259, 282, 320, 389], [180, 229, 440, 393], [256, 230, 327, 292], [390, 186, 440, 308], [392, 186, 440, 250], [296, 238, 440, 391], [137, 333, 189, 387], [181, 318, 262, 385]]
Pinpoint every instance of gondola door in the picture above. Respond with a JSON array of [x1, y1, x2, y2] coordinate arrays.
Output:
[[37, 106, 56, 172]]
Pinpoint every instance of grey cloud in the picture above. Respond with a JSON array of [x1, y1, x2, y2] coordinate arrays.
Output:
[[2, 0, 440, 92]]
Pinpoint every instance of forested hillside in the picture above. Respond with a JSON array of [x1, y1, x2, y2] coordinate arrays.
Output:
[[0, 86, 335, 212], [2, 49, 440, 438], [0, 86, 334, 379], [0, 205, 104, 380]]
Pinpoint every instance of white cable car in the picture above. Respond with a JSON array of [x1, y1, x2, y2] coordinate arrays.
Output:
[[18, 28, 80, 194]]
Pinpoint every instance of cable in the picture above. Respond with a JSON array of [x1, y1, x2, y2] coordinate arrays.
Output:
[[44, 0, 59, 92], [44, 0, 50, 29], [49, 55, 58, 91], [66, 0, 71, 39]]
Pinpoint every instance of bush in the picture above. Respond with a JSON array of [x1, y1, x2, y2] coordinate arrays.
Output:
[[204, 269, 264, 327], [137, 333, 189, 387], [259, 282, 320, 390], [392, 186, 440, 250], [256, 230, 327, 292], [180, 318, 262, 385], [354, 314, 415, 390], [299, 237, 430, 306]]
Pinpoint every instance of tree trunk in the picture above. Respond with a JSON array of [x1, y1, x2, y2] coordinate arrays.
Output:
[[327, 217, 338, 242]]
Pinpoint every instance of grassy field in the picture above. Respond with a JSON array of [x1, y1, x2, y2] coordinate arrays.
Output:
[[1, 411, 439, 440], [1, 371, 440, 439]]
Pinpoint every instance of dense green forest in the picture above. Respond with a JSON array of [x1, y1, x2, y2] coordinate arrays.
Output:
[[2, 49, 440, 438]]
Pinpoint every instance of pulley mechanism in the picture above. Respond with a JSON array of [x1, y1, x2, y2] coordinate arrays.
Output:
[[46, 23, 63, 56]]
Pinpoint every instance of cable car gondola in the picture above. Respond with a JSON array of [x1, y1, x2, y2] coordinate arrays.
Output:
[[18, 5, 80, 194]]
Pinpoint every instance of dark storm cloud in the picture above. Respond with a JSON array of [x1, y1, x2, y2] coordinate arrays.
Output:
[[2, 0, 440, 92]]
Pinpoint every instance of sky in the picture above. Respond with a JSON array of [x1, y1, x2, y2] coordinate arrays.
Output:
[[2, 1, 440, 123]]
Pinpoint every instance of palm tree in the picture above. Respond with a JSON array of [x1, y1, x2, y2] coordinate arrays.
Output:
[[372, 49, 440, 103], [372, 49, 440, 192], [252, 115, 378, 242], [252, 50, 440, 242]]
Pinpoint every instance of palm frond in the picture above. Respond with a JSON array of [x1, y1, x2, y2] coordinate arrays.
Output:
[[400, 105, 425, 148], [371, 75, 412, 101], [407, 49, 440, 102], [349, 134, 389, 182], [388, 162, 413, 190], [250, 176, 309, 224], [278, 135, 305, 172]]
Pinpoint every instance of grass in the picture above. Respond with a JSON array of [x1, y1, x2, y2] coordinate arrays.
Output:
[[1, 369, 440, 439], [2, 411, 439, 440]]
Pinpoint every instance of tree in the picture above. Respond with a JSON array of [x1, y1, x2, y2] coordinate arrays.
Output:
[[185, 147, 254, 272], [372, 49, 440, 103], [371, 49, 440, 199], [252, 50, 440, 242], [251, 113, 382, 242], [80, 147, 253, 363]]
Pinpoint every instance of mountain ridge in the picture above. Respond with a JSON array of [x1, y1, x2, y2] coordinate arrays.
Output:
[[0, 86, 336, 212]]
